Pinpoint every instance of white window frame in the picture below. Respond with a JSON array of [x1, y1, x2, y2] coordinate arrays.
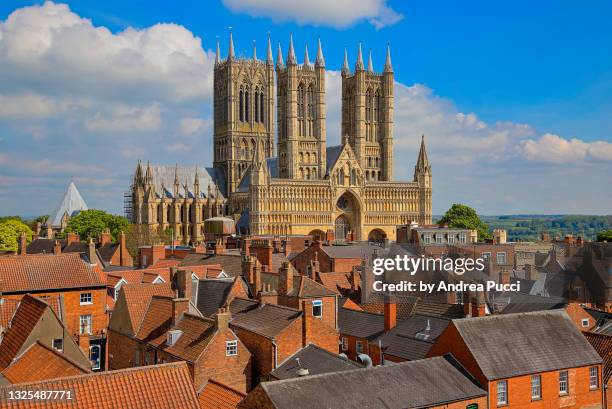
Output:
[[89, 345, 101, 370], [435, 235, 443, 244], [341, 337, 348, 351], [582, 318, 590, 328], [79, 314, 92, 335], [559, 370, 568, 395], [226, 340, 238, 356], [497, 252, 507, 265], [80, 292, 93, 305], [459, 234, 467, 244], [590, 366, 599, 389], [497, 380, 507, 405], [52, 338, 63, 352], [447, 235, 455, 244], [423, 234, 431, 244], [356, 340, 364, 354], [531, 374, 541, 399], [312, 300, 323, 318], [482, 252, 491, 260]]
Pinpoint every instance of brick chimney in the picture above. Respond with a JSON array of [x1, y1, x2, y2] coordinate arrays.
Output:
[[53, 240, 62, 255], [140, 244, 165, 267], [301, 300, 313, 347], [273, 238, 282, 253], [350, 268, 358, 292], [171, 296, 189, 326], [283, 239, 292, 256], [213, 238, 225, 255], [66, 232, 79, 245], [253, 264, 262, 296], [384, 294, 397, 331], [172, 268, 191, 301], [87, 238, 97, 265], [243, 255, 256, 286], [99, 229, 112, 246], [243, 238, 252, 257], [259, 284, 278, 305], [251, 239, 273, 270], [216, 307, 231, 331], [118, 231, 131, 266], [309, 252, 320, 281], [19, 232, 27, 255], [278, 261, 293, 295], [498, 270, 510, 285], [524, 264, 533, 281]]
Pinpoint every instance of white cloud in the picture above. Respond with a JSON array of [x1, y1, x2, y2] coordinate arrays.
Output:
[[179, 117, 211, 135], [85, 104, 162, 133], [221, 0, 403, 29], [522, 133, 612, 164]]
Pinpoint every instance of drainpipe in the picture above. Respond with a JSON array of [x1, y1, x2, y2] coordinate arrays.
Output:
[[272, 339, 278, 369]]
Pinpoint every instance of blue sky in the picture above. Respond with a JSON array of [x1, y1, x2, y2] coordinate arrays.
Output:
[[0, 0, 611, 216]]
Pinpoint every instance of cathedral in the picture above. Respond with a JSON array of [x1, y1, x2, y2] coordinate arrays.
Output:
[[129, 34, 432, 243]]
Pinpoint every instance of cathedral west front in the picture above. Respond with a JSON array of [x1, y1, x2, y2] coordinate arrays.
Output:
[[129, 34, 432, 243]]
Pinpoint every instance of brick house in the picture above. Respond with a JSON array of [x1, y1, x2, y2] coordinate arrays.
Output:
[[192, 276, 250, 317], [428, 310, 604, 408], [238, 355, 486, 409], [229, 297, 339, 385], [0, 295, 91, 372], [0, 362, 201, 409], [108, 271, 251, 393], [0, 253, 107, 370], [290, 240, 380, 275], [584, 332, 612, 409]]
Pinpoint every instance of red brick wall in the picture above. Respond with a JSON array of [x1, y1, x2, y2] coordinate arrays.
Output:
[[107, 329, 139, 370], [278, 295, 337, 330], [291, 246, 333, 275], [197, 328, 251, 393], [231, 326, 273, 384], [340, 334, 368, 362], [487, 366, 603, 409], [565, 303, 595, 332], [431, 397, 487, 408]]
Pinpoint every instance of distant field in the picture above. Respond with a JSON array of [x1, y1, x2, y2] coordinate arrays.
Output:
[[433, 215, 612, 242]]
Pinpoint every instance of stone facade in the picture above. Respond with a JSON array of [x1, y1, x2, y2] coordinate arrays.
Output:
[[129, 34, 432, 243]]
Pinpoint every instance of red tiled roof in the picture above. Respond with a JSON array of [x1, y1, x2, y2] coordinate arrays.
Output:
[[317, 272, 359, 296], [0, 299, 20, 329], [0, 362, 200, 408], [198, 379, 246, 409], [0, 253, 105, 293], [584, 331, 612, 383], [120, 283, 174, 336], [1, 342, 89, 384], [342, 298, 363, 311], [0, 295, 49, 370], [136, 297, 217, 364], [106, 267, 170, 286]]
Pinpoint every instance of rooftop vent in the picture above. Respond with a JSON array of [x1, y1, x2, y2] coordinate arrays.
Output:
[[295, 358, 309, 376], [167, 329, 183, 346]]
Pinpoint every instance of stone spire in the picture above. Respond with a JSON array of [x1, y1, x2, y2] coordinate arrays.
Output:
[[135, 160, 143, 184], [287, 34, 297, 65], [228, 31, 235, 60], [368, 50, 374, 72], [303, 44, 310, 66], [173, 163, 180, 196], [193, 166, 200, 196], [315, 38, 325, 67], [415, 135, 431, 172], [252, 40, 257, 61], [355, 43, 364, 71], [215, 38, 220, 65], [342, 48, 350, 74], [266, 33, 273, 65], [276, 43, 284, 68], [384, 44, 393, 72], [144, 161, 152, 185]]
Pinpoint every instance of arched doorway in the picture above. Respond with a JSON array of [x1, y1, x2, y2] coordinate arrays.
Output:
[[368, 229, 386, 243], [335, 215, 350, 241], [308, 229, 326, 241]]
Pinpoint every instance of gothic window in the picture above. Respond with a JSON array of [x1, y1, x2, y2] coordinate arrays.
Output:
[[307, 84, 314, 137], [245, 87, 250, 122], [300, 168, 304, 179], [297, 83, 305, 136], [260, 91, 265, 123], [365, 88, 372, 141], [254, 87, 259, 123], [350, 169, 357, 185], [306, 152, 310, 163], [240, 139, 247, 159], [312, 168, 317, 179], [239, 87, 244, 122], [299, 152, 304, 163], [338, 169, 345, 185], [374, 91, 380, 140], [166, 206, 171, 223], [306, 168, 311, 180], [250, 139, 256, 159]]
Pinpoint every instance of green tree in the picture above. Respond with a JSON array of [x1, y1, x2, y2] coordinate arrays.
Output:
[[597, 230, 612, 242], [0, 219, 33, 252], [438, 203, 491, 241], [66, 209, 129, 241]]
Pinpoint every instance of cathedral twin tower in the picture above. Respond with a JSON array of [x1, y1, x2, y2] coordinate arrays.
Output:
[[213, 33, 394, 194]]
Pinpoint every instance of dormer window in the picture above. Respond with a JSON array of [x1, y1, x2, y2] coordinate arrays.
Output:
[[167, 329, 182, 346], [226, 340, 238, 356]]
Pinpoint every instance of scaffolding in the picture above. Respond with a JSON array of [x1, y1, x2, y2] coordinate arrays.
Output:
[[124, 184, 133, 222]]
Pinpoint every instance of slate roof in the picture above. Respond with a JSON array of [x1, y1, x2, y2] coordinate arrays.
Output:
[[0, 253, 105, 293], [26, 238, 65, 254], [412, 299, 466, 319], [290, 276, 336, 298], [149, 165, 226, 199], [360, 293, 418, 319], [0, 362, 200, 409], [258, 356, 486, 409], [373, 314, 452, 361], [453, 310, 602, 380], [338, 308, 386, 340], [198, 379, 246, 409], [180, 253, 243, 277], [320, 244, 382, 259], [193, 278, 235, 317], [1, 342, 89, 385], [48, 181, 88, 227], [500, 293, 566, 315], [270, 344, 362, 380], [229, 298, 302, 339], [325, 145, 343, 173]]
